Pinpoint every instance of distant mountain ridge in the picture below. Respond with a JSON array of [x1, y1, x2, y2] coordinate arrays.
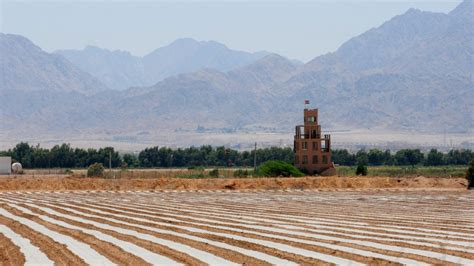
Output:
[[268, 0, 473, 132], [56, 38, 274, 90], [1, 0, 473, 142], [54, 46, 146, 91], [0, 33, 107, 95]]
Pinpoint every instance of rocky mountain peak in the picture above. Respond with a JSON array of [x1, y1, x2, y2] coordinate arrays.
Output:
[[450, 0, 474, 19]]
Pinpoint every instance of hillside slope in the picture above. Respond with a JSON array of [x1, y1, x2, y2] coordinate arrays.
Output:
[[56, 38, 271, 90], [268, 1, 473, 132], [1, 1, 472, 141], [0, 33, 107, 95]]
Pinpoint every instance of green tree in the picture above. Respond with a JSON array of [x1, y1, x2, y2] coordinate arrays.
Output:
[[425, 149, 445, 166], [123, 153, 139, 168], [446, 149, 474, 165], [383, 150, 394, 165], [356, 150, 369, 166], [332, 149, 356, 165], [368, 149, 385, 165], [138, 146, 160, 167], [466, 160, 474, 189], [11, 142, 33, 168], [395, 149, 423, 166], [50, 144, 75, 168], [74, 148, 89, 167], [31, 145, 51, 168], [97, 147, 121, 168]]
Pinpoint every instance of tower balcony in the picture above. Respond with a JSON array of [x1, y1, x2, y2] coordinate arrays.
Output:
[[294, 125, 322, 139]]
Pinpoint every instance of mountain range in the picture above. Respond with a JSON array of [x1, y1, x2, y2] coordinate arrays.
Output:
[[55, 38, 273, 90], [0, 0, 473, 144], [0, 33, 107, 95]]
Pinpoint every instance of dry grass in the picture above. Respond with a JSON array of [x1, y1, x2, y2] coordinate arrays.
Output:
[[0, 175, 467, 192]]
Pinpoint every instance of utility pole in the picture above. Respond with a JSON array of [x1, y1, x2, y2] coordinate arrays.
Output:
[[253, 142, 257, 173], [109, 150, 114, 179]]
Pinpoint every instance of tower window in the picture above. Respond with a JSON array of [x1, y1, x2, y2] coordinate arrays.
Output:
[[322, 155, 328, 164], [312, 155, 318, 164], [302, 142, 307, 150], [302, 155, 308, 164], [312, 142, 317, 150]]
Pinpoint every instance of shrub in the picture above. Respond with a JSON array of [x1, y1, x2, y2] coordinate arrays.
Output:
[[257, 160, 304, 177], [64, 169, 73, 175], [355, 164, 368, 176], [209, 168, 219, 178], [467, 160, 474, 189], [87, 163, 104, 177]]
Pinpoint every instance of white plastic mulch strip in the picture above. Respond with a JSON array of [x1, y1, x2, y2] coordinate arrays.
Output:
[[16, 203, 296, 266], [140, 201, 474, 251], [70, 201, 474, 265], [39, 202, 362, 266], [81, 199, 474, 255], [154, 200, 474, 240], [7, 195, 361, 265], [7, 204, 182, 266], [16, 193, 471, 258], [54, 201, 427, 266], [0, 207, 115, 266], [12, 193, 474, 240], [156, 193, 469, 228], [0, 224, 53, 266], [3, 191, 474, 266], [21, 203, 239, 266]]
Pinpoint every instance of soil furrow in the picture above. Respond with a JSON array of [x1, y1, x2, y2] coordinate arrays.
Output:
[[0, 208, 86, 265], [65, 198, 470, 263], [5, 203, 151, 266], [41, 201, 351, 265], [0, 232, 25, 266], [51, 200, 448, 265]]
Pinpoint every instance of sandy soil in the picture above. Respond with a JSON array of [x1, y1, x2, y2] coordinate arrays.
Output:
[[0, 231, 25, 266], [0, 175, 467, 192]]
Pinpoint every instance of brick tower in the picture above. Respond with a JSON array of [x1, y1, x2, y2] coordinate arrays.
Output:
[[294, 102, 333, 174]]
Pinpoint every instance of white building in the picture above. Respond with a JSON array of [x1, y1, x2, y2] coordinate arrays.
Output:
[[0, 157, 12, 175]]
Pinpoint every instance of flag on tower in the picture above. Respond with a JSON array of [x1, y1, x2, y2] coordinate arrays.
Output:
[[304, 100, 310, 105]]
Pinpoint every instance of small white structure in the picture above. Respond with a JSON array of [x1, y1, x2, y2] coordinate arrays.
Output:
[[11, 162, 22, 174], [0, 157, 12, 175]]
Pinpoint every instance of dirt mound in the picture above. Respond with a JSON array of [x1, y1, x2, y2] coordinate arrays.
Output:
[[0, 176, 467, 192]]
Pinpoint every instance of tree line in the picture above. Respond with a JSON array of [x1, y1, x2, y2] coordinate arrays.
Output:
[[0, 142, 472, 169], [332, 148, 474, 166], [0, 143, 293, 168]]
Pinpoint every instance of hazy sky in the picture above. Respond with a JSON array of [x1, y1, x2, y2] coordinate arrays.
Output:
[[0, 0, 462, 62]]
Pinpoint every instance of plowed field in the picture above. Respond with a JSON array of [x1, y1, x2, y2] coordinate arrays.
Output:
[[0, 189, 473, 265]]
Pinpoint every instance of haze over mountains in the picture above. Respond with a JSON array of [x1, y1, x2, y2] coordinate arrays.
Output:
[[55, 38, 272, 90], [0, 33, 107, 95], [0, 0, 473, 146]]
